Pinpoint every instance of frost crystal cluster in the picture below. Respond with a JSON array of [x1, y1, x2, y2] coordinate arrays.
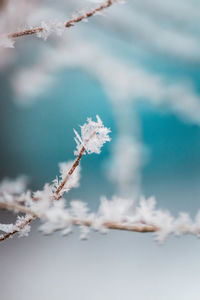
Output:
[[52, 161, 81, 196], [36, 21, 66, 41], [74, 115, 111, 155]]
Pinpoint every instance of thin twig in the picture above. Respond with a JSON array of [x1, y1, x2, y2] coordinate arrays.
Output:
[[0, 216, 34, 242], [73, 219, 158, 233], [8, 0, 116, 40], [55, 146, 85, 199]]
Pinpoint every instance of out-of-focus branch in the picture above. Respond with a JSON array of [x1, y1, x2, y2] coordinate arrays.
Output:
[[8, 0, 116, 39], [0, 201, 158, 234], [74, 219, 157, 233], [4, 197, 200, 239]]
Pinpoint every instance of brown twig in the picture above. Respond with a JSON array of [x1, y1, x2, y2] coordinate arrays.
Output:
[[8, 0, 116, 40], [73, 219, 157, 233], [0, 216, 34, 242], [55, 146, 85, 199], [0, 202, 36, 216]]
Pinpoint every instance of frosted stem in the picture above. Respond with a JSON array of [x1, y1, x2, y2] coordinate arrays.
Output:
[[55, 146, 85, 199], [8, 0, 116, 40], [0, 201, 158, 236]]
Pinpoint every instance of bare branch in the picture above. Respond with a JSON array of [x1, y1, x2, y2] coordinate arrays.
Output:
[[73, 219, 157, 233], [8, 0, 116, 40]]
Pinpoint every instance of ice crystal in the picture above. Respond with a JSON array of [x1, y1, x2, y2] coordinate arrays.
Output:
[[39, 200, 72, 235], [31, 184, 53, 215], [74, 115, 111, 155], [98, 196, 133, 222], [70, 200, 89, 219], [36, 21, 65, 41]]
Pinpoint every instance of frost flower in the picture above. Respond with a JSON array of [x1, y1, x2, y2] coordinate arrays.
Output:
[[15, 216, 31, 238], [74, 115, 111, 155], [39, 200, 72, 235]]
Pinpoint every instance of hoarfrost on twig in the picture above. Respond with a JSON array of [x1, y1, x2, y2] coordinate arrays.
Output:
[[74, 115, 111, 155]]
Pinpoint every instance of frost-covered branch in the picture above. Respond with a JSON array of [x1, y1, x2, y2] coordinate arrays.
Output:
[[0, 115, 111, 241], [1, 0, 120, 47], [0, 215, 33, 242], [0, 200, 157, 234], [1, 115, 200, 244], [55, 148, 85, 199], [0, 202, 35, 216], [2, 194, 200, 244]]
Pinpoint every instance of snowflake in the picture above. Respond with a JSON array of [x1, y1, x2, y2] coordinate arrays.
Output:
[[74, 115, 111, 155]]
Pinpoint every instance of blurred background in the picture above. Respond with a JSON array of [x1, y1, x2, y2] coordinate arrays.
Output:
[[1, 0, 200, 299]]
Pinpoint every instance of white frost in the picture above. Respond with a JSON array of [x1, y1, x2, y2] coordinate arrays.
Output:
[[0, 223, 15, 233], [36, 21, 65, 41], [52, 161, 81, 196], [74, 115, 111, 155], [0, 176, 28, 195]]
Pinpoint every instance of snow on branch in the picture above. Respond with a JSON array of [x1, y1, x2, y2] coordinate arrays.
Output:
[[0, 0, 122, 48], [1, 194, 200, 244], [0, 115, 200, 244], [0, 115, 111, 241], [74, 115, 111, 155], [0, 215, 33, 242]]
